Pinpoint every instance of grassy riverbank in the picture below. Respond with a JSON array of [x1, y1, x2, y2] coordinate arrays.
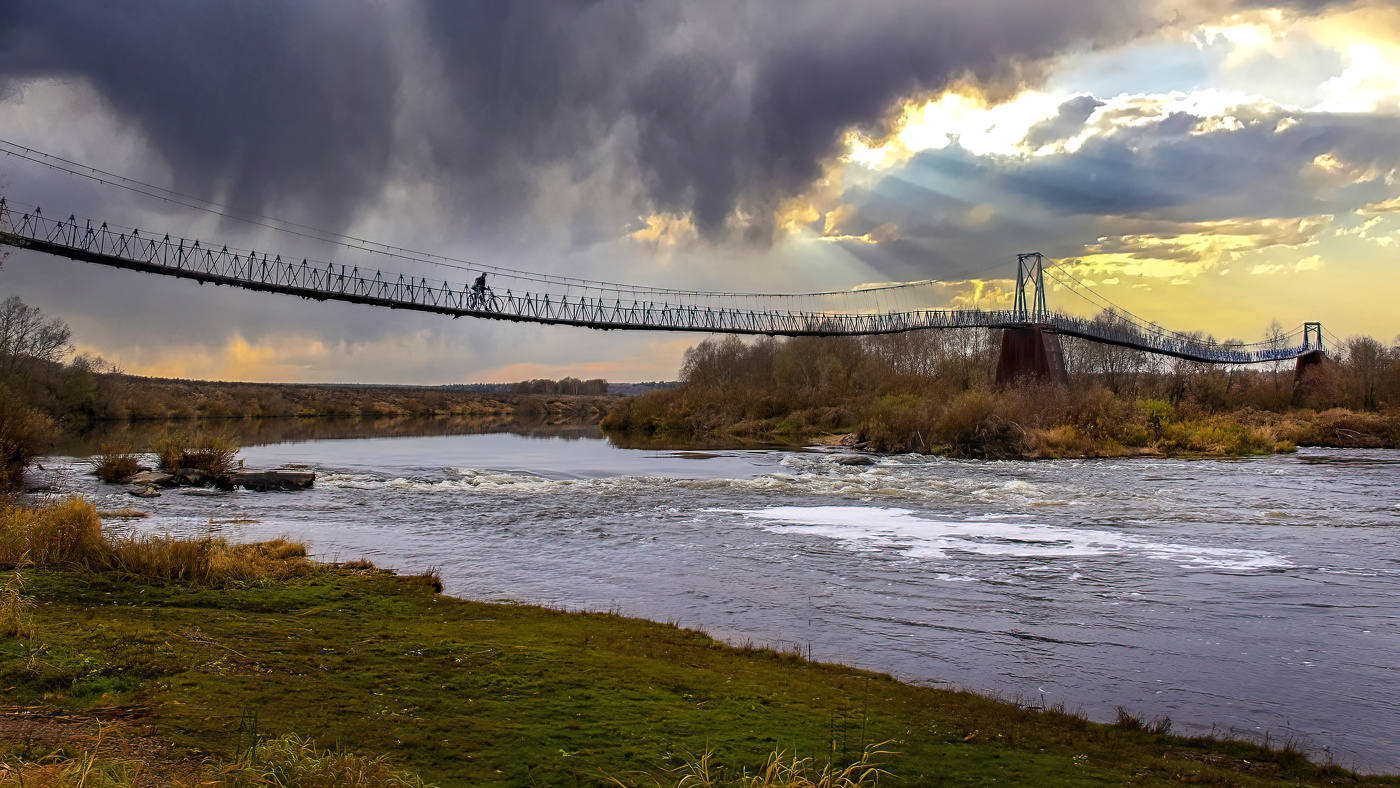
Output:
[[2, 501, 1395, 786]]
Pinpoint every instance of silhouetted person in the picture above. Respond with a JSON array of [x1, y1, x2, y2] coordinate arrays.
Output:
[[472, 273, 487, 304]]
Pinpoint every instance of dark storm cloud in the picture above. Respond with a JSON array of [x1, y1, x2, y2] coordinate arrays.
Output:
[[418, 0, 1154, 239], [1, 0, 1155, 244], [0, 0, 399, 230]]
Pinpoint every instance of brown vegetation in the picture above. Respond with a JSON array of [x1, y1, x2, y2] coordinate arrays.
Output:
[[0, 386, 56, 491], [0, 497, 310, 586], [86, 376, 614, 422], [603, 323, 1400, 458], [92, 441, 142, 483], [152, 430, 240, 476]]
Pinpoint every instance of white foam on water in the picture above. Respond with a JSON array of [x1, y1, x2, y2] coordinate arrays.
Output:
[[730, 505, 1291, 571], [319, 458, 1082, 506]]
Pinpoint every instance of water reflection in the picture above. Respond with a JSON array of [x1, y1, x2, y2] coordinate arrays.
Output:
[[58, 415, 606, 456]]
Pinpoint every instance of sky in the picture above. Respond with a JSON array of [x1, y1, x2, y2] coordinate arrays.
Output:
[[0, 0, 1396, 384]]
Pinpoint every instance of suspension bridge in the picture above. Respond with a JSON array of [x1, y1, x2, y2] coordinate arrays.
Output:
[[0, 138, 1329, 383]]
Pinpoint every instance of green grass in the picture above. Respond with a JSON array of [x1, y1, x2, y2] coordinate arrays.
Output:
[[2, 566, 1392, 788]]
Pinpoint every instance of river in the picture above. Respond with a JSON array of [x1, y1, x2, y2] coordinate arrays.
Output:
[[35, 420, 1400, 771]]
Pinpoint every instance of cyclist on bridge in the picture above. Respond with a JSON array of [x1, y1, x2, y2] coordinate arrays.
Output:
[[472, 272, 488, 306]]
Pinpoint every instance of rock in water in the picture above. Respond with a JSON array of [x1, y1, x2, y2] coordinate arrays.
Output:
[[218, 469, 316, 492], [124, 485, 161, 498], [176, 467, 214, 487], [834, 454, 875, 466], [122, 471, 177, 487]]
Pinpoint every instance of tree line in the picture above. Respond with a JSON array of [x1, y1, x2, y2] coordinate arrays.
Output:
[[602, 318, 1400, 457]]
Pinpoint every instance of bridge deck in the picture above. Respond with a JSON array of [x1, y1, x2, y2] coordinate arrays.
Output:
[[0, 203, 1319, 364]]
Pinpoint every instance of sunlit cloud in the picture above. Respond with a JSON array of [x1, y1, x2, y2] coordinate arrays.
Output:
[[628, 213, 698, 250]]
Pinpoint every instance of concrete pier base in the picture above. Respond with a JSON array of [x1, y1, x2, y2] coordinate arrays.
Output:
[[996, 326, 1068, 387]]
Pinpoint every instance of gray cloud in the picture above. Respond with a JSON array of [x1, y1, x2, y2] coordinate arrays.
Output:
[[0, 0, 400, 231], [1023, 95, 1105, 150], [420, 0, 1155, 240], [1001, 108, 1400, 221], [1, 0, 1157, 246]]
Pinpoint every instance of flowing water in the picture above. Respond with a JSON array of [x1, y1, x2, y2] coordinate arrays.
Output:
[[36, 421, 1400, 771]]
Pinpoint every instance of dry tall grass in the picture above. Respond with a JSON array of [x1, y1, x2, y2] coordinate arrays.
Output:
[[104, 535, 310, 585], [93, 440, 143, 483], [0, 753, 144, 787], [614, 744, 893, 788], [0, 498, 309, 585], [208, 734, 433, 787], [0, 496, 103, 567], [0, 569, 33, 637]]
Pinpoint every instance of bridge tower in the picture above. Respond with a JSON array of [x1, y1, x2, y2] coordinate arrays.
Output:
[[996, 253, 1068, 387], [1293, 321, 1331, 403]]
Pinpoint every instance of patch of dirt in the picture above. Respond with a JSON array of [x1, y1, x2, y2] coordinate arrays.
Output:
[[1163, 747, 1285, 775], [0, 707, 198, 787]]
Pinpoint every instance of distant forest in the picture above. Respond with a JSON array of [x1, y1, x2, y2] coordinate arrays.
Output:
[[603, 316, 1400, 457]]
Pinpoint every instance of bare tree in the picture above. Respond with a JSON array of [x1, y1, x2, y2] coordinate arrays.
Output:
[[1343, 336, 1390, 411], [0, 295, 72, 384]]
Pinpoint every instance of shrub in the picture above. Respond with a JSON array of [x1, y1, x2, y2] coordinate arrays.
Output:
[[1031, 424, 1098, 458], [153, 430, 240, 475], [932, 390, 1029, 459], [601, 389, 693, 438], [1140, 398, 1176, 436], [859, 392, 929, 452], [94, 440, 143, 483], [0, 386, 57, 492]]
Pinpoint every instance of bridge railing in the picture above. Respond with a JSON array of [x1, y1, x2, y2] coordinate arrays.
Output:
[[0, 200, 1320, 363]]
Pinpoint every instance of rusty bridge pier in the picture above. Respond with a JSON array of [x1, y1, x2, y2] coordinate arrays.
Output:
[[1293, 321, 1332, 402], [996, 253, 1069, 386]]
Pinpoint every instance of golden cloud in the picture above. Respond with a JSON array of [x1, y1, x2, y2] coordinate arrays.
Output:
[[1066, 215, 1334, 280], [629, 213, 699, 249]]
